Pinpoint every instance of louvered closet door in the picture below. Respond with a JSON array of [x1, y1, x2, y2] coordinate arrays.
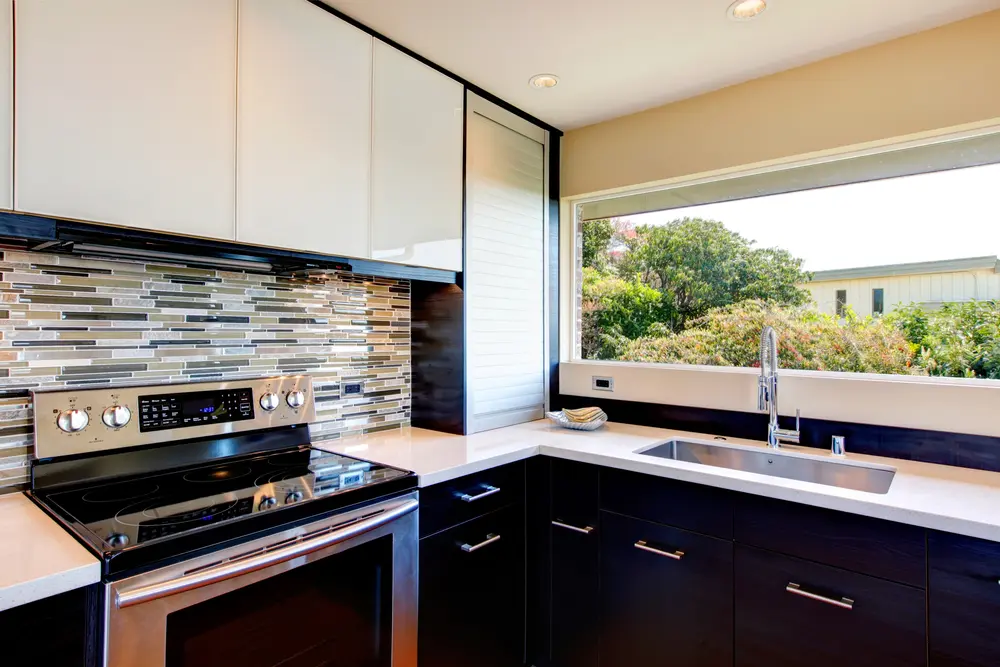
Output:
[[466, 103, 546, 433]]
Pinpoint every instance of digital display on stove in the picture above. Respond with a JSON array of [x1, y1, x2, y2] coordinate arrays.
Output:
[[138, 388, 255, 432]]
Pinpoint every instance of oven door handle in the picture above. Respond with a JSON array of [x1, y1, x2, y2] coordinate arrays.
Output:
[[115, 498, 419, 609]]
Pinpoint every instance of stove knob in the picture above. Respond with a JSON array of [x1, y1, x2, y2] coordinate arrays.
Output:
[[285, 491, 304, 505], [101, 405, 131, 429], [286, 390, 306, 409], [258, 496, 277, 511], [107, 533, 130, 549], [259, 392, 280, 412], [56, 409, 89, 433]]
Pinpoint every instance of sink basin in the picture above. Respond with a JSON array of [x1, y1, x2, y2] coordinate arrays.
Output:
[[636, 439, 896, 494]]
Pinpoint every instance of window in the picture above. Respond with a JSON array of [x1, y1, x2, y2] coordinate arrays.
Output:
[[873, 288, 885, 316], [836, 290, 848, 318], [573, 128, 1000, 381]]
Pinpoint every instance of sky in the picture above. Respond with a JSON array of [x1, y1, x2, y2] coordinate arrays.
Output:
[[627, 162, 1000, 272]]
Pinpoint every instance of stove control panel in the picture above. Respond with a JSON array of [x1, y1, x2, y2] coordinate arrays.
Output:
[[32, 376, 316, 459]]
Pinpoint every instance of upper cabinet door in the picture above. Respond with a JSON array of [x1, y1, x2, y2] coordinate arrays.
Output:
[[237, 0, 372, 258], [14, 1, 237, 239], [372, 41, 464, 271], [0, 0, 10, 210]]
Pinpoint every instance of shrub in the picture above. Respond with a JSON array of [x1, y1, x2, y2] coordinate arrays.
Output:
[[619, 300, 915, 375], [888, 300, 1000, 379], [580, 268, 673, 359]]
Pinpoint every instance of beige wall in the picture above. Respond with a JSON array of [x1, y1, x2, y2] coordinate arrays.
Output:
[[562, 10, 1000, 198]]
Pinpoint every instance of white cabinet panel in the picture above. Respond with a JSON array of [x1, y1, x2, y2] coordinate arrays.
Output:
[[466, 100, 546, 433], [14, 0, 237, 239], [372, 41, 463, 271], [237, 0, 371, 258], [0, 0, 10, 210]]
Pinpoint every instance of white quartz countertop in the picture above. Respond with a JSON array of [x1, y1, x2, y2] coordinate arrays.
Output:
[[316, 419, 1000, 544], [7, 417, 1000, 613], [0, 493, 101, 613]]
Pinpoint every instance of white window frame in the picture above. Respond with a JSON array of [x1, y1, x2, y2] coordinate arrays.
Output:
[[559, 121, 1000, 439]]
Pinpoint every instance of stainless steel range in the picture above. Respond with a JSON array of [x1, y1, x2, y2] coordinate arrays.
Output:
[[27, 376, 418, 667]]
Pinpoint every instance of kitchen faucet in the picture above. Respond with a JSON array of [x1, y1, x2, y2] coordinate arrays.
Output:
[[758, 325, 800, 448]]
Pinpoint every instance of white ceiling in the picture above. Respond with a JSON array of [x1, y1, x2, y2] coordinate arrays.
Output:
[[323, 0, 1000, 130]]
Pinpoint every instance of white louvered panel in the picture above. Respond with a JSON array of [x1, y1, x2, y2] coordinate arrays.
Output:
[[466, 108, 546, 434]]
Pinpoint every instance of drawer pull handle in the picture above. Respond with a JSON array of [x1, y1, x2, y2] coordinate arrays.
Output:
[[634, 540, 684, 560], [461, 533, 501, 553], [457, 484, 500, 503], [552, 520, 594, 535], [786, 582, 854, 610]]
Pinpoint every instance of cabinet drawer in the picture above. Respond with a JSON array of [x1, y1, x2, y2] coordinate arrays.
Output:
[[736, 545, 926, 667], [601, 467, 733, 538], [735, 494, 926, 587], [419, 505, 525, 667], [419, 461, 524, 538], [929, 531, 1000, 667], [600, 511, 733, 667]]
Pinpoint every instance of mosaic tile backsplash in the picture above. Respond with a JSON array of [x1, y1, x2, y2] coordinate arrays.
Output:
[[0, 249, 411, 493]]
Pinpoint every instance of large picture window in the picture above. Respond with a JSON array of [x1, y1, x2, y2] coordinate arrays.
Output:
[[574, 129, 1000, 381]]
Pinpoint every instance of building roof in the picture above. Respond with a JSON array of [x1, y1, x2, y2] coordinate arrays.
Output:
[[809, 256, 1000, 283]]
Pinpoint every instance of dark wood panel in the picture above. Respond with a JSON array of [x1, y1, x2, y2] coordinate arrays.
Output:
[[735, 545, 926, 667], [600, 511, 733, 667], [929, 531, 1000, 667], [735, 494, 926, 587], [419, 461, 524, 538], [558, 394, 1000, 473], [411, 281, 465, 435], [601, 466, 733, 538], [419, 505, 526, 667], [0, 584, 101, 667], [525, 457, 553, 667], [549, 459, 600, 667]]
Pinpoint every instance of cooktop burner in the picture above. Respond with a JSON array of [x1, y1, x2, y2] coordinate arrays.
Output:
[[33, 445, 415, 576]]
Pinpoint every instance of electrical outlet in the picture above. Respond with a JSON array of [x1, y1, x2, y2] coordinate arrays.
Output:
[[592, 376, 614, 392], [343, 382, 364, 396]]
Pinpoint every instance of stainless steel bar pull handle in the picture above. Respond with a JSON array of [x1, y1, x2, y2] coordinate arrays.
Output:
[[461, 533, 501, 553], [634, 540, 684, 560], [457, 484, 500, 502], [115, 498, 419, 609], [786, 582, 855, 610], [551, 520, 594, 534]]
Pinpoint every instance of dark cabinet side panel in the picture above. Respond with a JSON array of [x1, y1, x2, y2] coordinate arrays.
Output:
[[929, 531, 1000, 667]]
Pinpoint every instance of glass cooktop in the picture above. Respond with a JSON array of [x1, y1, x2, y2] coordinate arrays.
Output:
[[33, 446, 415, 576]]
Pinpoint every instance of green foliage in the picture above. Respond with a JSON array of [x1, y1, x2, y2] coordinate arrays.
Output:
[[581, 219, 615, 272], [887, 300, 1000, 379], [580, 268, 673, 359], [615, 218, 812, 328], [620, 300, 915, 375]]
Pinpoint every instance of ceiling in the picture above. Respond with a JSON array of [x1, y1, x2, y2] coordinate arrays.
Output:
[[323, 0, 1000, 130]]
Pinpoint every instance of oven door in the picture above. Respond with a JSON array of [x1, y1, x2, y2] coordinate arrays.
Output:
[[104, 493, 418, 667]]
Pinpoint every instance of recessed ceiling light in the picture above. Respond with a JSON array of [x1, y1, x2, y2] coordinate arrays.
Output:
[[727, 0, 767, 21], [529, 74, 559, 89]]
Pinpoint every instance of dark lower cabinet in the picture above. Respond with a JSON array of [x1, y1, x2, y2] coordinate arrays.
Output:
[[549, 461, 600, 667], [735, 545, 926, 667], [600, 511, 734, 667], [929, 531, 1000, 667], [418, 505, 525, 667], [0, 584, 101, 667]]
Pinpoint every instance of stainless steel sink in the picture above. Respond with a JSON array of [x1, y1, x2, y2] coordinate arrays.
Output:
[[636, 439, 896, 494]]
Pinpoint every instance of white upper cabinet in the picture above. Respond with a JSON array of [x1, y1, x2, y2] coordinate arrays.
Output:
[[14, 1, 237, 239], [372, 40, 464, 271], [0, 0, 11, 211], [237, 0, 372, 258]]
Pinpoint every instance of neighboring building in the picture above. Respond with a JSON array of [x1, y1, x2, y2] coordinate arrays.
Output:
[[804, 256, 1000, 317]]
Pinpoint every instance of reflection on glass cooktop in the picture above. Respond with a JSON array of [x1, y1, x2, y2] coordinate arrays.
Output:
[[41, 447, 410, 553]]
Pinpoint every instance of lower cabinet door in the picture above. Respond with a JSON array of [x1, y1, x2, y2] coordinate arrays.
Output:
[[419, 505, 525, 667], [600, 511, 733, 667], [736, 545, 925, 667], [929, 531, 1000, 667]]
